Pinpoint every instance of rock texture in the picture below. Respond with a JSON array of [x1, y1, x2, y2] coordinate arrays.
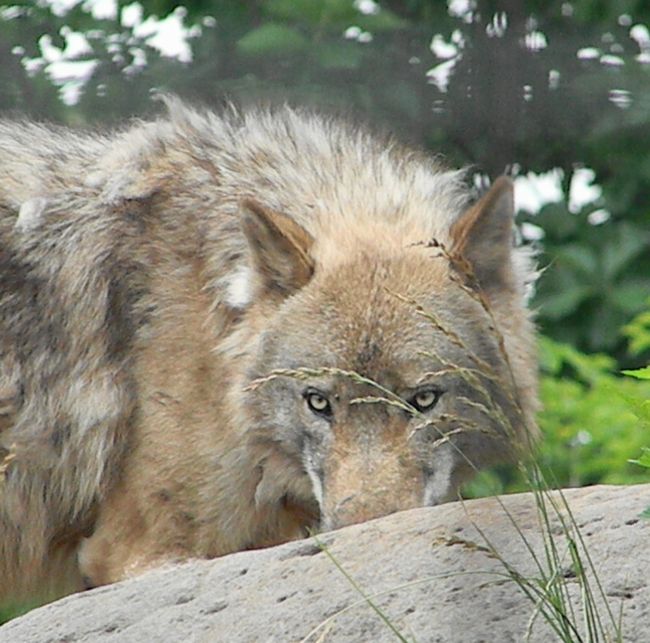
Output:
[[1, 484, 648, 642]]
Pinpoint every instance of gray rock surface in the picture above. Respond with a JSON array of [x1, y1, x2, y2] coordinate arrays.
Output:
[[2, 484, 648, 642]]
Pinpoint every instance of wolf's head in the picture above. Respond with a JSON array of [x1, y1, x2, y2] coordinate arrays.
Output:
[[236, 177, 538, 532]]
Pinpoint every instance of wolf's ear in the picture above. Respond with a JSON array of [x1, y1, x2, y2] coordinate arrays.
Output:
[[449, 176, 516, 293], [241, 200, 315, 296]]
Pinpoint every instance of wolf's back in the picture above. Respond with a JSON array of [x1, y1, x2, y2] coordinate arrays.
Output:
[[0, 121, 112, 220], [0, 122, 144, 601]]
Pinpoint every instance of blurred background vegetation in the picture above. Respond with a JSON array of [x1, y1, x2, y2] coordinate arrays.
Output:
[[0, 0, 648, 491]]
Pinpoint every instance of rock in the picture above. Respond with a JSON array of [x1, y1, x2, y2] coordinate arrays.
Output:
[[1, 484, 648, 642]]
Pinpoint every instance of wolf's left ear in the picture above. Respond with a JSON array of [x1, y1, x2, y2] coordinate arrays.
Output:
[[449, 176, 516, 293], [241, 200, 315, 296]]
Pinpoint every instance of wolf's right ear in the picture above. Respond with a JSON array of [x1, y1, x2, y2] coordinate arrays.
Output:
[[449, 176, 516, 294], [241, 200, 315, 297]]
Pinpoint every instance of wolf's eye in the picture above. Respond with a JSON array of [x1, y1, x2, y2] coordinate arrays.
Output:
[[304, 389, 332, 418], [409, 388, 442, 413]]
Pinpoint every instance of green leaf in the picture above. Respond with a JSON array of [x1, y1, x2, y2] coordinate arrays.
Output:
[[556, 244, 598, 277], [264, 0, 361, 25], [537, 285, 592, 319], [609, 280, 650, 314], [629, 447, 650, 468], [538, 335, 566, 375], [315, 42, 363, 70], [539, 336, 615, 382], [616, 391, 650, 428], [357, 8, 409, 32], [623, 308, 650, 356], [622, 366, 650, 380], [601, 223, 649, 280], [263, 0, 327, 24], [237, 23, 308, 57], [321, 0, 360, 23], [587, 304, 624, 351]]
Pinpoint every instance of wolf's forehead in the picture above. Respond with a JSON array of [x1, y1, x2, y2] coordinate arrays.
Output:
[[308, 257, 447, 341], [307, 290, 436, 371]]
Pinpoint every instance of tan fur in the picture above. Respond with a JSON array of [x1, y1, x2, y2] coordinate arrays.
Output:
[[0, 100, 538, 605]]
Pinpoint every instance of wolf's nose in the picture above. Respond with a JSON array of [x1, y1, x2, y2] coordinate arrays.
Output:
[[331, 493, 392, 528], [334, 495, 356, 511]]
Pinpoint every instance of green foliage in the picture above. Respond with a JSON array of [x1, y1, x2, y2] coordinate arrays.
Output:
[[467, 324, 650, 499], [529, 205, 650, 357], [623, 363, 650, 518], [630, 447, 650, 468], [623, 301, 650, 357], [619, 367, 650, 430], [237, 23, 309, 57], [536, 338, 650, 487]]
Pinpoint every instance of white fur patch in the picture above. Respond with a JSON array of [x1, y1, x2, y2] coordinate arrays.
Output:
[[83, 171, 104, 189], [65, 376, 123, 440], [301, 443, 325, 511], [15, 197, 48, 232], [423, 447, 455, 506], [225, 265, 253, 309], [304, 460, 324, 511]]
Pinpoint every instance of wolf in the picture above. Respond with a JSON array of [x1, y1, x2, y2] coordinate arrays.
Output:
[[0, 98, 538, 606]]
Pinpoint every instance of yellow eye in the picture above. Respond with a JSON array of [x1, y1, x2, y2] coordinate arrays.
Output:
[[411, 389, 441, 412], [305, 390, 332, 417]]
